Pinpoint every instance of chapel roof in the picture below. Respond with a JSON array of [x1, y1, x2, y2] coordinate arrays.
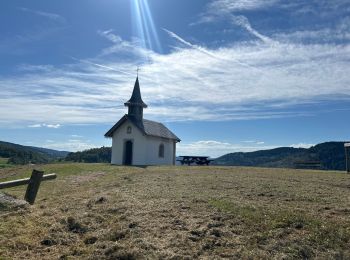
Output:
[[104, 115, 180, 142]]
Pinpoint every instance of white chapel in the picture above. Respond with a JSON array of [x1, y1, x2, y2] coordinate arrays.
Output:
[[105, 77, 180, 165]]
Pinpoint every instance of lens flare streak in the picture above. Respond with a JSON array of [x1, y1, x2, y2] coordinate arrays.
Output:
[[131, 0, 162, 53]]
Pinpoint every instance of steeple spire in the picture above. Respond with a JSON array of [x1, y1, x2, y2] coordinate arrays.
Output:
[[124, 77, 147, 121]]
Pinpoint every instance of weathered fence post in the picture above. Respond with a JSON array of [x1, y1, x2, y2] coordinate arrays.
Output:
[[345, 143, 350, 173], [0, 170, 56, 205], [24, 170, 44, 204]]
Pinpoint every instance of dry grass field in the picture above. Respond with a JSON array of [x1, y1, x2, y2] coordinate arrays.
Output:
[[1, 164, 350, 259]]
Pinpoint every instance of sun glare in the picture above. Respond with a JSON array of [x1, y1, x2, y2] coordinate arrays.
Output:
[[131, 0, 162, 53]]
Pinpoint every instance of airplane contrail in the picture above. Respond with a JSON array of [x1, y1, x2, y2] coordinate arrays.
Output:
[[163, 28, 222, 59], [69, 56, 159, 83], [163, 28, 262, 71], [70, 56, 135, 76]]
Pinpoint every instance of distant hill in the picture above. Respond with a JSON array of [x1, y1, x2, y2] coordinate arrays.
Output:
[[65, 147, 111, 163], [2, 140, 347, 170], [28, 146, 69, 158], [213, 142, 347, 171], [0, 141, 69, 165]]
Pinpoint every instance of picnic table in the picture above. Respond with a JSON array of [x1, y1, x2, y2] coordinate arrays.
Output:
[[177, 156, 213, 166]]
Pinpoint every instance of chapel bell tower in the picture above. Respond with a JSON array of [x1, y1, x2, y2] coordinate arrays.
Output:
[[124, 77, 148, 122]]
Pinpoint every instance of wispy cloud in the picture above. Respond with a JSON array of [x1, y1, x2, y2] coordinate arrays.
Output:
[[197, 1, 277, 44], [242, 140, 265, 145], [46, 124, 61, 129], [280, 0, 350, 17], [204, 0, 350, 18], [206, 0, 279, 13], [1, 25, 349, 127], [273, 18, 350, 44], [198, 0, 350, 46], [70, 56, 134, 76], [97, 30, 152, 59], [28, 124, 42, 128], [28, 123, 61, 129], [230, 15, 277, 45], [19, 7, 65, 23]]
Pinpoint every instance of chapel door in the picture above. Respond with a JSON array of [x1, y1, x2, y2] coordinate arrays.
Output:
[[124, 140, 133, 165]]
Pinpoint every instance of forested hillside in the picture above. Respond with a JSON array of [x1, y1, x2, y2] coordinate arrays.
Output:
[[0, 141, 68, 165], [65, 147, 111, 163], [213, 142, 347, 170]]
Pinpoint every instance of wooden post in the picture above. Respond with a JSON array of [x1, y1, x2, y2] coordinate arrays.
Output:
[[0, 178, 31, 189], [0, 173, 56, 189], [345, 143, 350, 173], [24, 170, 44, 204]]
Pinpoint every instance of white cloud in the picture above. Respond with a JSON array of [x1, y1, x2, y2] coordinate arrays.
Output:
[[199, 0, 350, 46], [27, 123, 61, 129], [97, 30, 152, 58], [205, 0, 350, 18], [1, 27, 350, 127], [230, 15, 276, 44], [28, 124, 42, 128], [198, 1, 277, 44], [273, 19, 350, 44], [280, 0, 350, 17], [46, 124, 61, 129], [206, 0, 279, 13], [242, 140, 265, 145], [290, 143, 314, 149], [197, 0, 278, 45]]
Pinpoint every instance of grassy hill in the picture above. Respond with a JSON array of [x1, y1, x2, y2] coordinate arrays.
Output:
[[0, 141, 69, 165], [214, 141, 347, 170], [1, 164, 349, 259]]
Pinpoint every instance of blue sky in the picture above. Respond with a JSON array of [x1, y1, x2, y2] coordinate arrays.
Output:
[[0, 0, 350, 157]]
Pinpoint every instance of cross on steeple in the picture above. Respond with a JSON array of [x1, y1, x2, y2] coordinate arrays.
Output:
[[136, 66, 141, 77]]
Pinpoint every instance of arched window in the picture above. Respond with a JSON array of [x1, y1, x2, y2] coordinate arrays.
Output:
[[158, 143, 164, 158], [127, 126, 132, 134]]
